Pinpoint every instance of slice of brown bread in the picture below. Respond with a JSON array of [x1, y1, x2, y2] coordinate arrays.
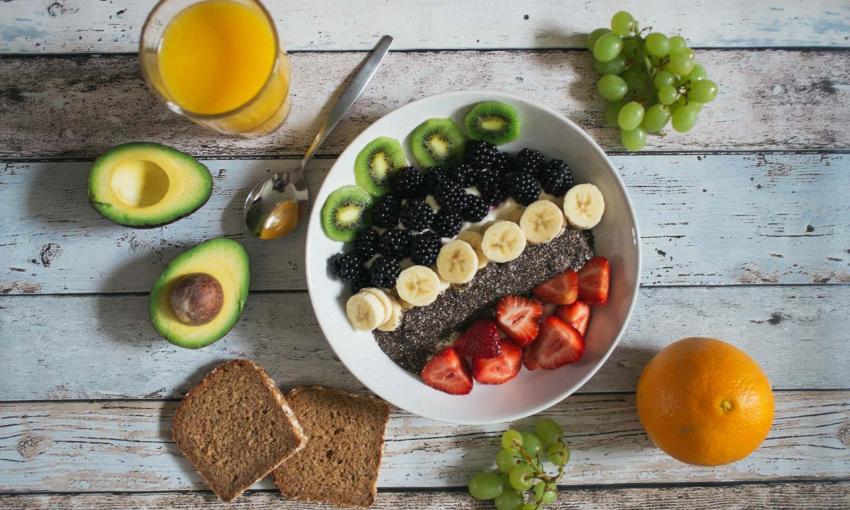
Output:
[[272, 386, 390, 508], [172, 359, 306, 502]]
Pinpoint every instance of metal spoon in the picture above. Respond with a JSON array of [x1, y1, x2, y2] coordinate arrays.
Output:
[[244, 35, 394, 240]]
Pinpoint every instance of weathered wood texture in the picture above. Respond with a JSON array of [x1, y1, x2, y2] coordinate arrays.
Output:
[[1, 286, 846, 401], [1, 154, 847, 295], [0, 393, 847, 491], [1, 0, 849, 53], [2, 482, 849, 509], [1, 51, 849, 159]]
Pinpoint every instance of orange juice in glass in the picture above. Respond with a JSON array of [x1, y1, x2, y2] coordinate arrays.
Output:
[[140, 0, 291, 137]]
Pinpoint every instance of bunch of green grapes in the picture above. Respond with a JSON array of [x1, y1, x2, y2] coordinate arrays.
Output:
[[467, 419, 570, 510], [589, 11, 718, 150]]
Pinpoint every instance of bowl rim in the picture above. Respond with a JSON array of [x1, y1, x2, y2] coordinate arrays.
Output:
[[304, 90, 641, 424]]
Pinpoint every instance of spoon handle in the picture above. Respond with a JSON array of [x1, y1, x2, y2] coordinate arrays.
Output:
[[299, 35, 393, 172]]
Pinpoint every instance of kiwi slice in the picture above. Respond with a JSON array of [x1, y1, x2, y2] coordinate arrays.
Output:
[[321, 185, 373, 242], [354, 137, 407, 196], [464, 101, 521, 145], [409, 118, 466, 168]]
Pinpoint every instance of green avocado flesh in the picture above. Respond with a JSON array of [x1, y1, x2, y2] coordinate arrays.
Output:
[[150, 237, 250, 348], [88, 142, 212, 227]]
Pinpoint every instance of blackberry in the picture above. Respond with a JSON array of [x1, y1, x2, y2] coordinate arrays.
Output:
[[515, 148, 547, 174], [461, 194, 489, 223], [379, 228, 412, 259], [432, 209, 463, 238], [390, 167, 427, 198], [434, 180, 465, 212], [451, 162, 480, 187], [372, 194, 401, 229], [399, 199, 435, 232], [350, 267, 372, 294], [410, 231, 441, 266], [502, 171, 541, 205], [479, 182, 508, 206], [331, 253, 363, 281], [464, 140, 510, 173], [423, 166, 451, 195], [369, 256, 401, 288], [353, 228, 380, 260], [539, 159, 574, 195]]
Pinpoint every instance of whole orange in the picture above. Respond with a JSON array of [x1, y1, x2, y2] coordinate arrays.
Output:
[[636, 337, 774, 466]]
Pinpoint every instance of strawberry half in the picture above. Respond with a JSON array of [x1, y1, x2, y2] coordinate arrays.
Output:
[[523, 347, 540, 371], [455, 319, 502, 359], [473, 339, 522, 384], [555, 301, 591, 336], [496, 296, 544, 347], [532, 270, 579, 305], [421, 347, 473, 395], [578, 256, 610, 304], [527, 316, 585, 369]]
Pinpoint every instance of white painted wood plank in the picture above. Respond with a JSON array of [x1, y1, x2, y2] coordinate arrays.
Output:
[[1, 0, 848, 53], [0, 392, 846, 491], [0, 286, 846, 401], [2, 482, 849, 509], [1, 154, 846, 294], [1, 51, 848, 158]]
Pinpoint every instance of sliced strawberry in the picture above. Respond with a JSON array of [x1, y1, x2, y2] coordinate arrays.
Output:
[[578, 256, 610, 304], [496, 296, 544, 347], [527, 316, 585, 369], [421, 347, 473, 395], [555, 301, 592, 336], [455, 319, 502, 359], [473, 340, 522, 384], [532, 270, 579, 305], [523, 347, 540, 371]]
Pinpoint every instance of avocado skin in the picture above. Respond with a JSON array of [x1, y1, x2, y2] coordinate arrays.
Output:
[[88, 142, 213, 228]]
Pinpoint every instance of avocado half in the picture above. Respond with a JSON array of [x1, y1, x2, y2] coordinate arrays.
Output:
[[150, 238, 250, 348], [88, 142, 212, 227]]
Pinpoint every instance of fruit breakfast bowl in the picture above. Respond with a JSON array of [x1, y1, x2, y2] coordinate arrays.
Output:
[[306, 91, 640, 425]]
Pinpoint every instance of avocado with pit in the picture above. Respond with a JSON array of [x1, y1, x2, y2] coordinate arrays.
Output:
[[150, 237, 250, 348], [88, 142, 212, 227]]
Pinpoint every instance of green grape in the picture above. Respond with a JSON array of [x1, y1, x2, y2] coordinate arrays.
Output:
[[610, 11, 636, 36], [617, 101, 644, 131], [468, 472, 504, 500], [587, 28, 611, 51], [534, 419, 563, 448], [521, 431, 543, 457], [509, 464, 535, 492], [685, 63, 707, 81], [665, 52, 694, 76], [653, 70, 675, 89], [592, 32, 623, 62], [594, 53, 627, 75], [522, 504, 539, 510], [678, 47, 696, 60], [621, 65, 651, 102], [502, 429, 524, 451], [545, 482, 557, 492], [621, 37, 639, 58], [657, 85, 678, 105], [677, 96, 704, 111], [546, 441, 571, 466], [642, 104, 671, 133], [644, 33, 670, 57], [541, 489, 558, 505], [671, 103, 700, 132], [533, 481, 545, 500], [597, 74, 628, 101], [669, 35, 687, 54], [605, 101, 625, 127], [621, 127, 647, 151], [495, 490, 525, 510], [689, 79, 717, 102], [496, 449, 523, 474]]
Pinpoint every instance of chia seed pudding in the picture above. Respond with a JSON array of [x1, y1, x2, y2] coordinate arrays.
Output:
[[374, 228, 594, 372]]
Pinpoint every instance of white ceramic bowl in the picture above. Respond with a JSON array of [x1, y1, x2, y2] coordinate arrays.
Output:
[[306, 91, 640, 425]]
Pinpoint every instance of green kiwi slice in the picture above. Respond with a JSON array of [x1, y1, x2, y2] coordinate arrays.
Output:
[[320, 185, 373, 242], [464, 101, 521, 145], [354, 137, 407, 196], [409, 118, 466, 168]]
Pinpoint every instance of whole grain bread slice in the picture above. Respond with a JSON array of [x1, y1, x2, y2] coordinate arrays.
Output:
[[272, 386, 390, 508], [172, 359, 306, 502]]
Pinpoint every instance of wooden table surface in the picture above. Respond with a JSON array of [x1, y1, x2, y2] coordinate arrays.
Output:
[[1, 1, 849, 508]]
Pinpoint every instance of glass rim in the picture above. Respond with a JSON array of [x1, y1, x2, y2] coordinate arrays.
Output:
[[139, 0, 283, 120]]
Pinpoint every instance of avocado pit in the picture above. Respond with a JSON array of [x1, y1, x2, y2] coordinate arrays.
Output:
[[170, 273, 224, 326]]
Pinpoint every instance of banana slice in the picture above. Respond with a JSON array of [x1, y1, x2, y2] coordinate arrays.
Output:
[[520, 200, 565, 244], [457, 230, 488, 269], [361, 287, 393, 324], [346, 292, 386, 331], [481, 220, 527, 263], [436, 240, 479, 284], [395, 265, 441, 307], [377, 296, 403, 332], [564, 183, 605, 229]]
